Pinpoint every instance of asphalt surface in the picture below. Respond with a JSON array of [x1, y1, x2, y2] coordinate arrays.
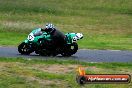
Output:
[[0, 47, 132, 62]]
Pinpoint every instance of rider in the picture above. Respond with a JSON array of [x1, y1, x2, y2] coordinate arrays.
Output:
[[41, 23, 66, 48]]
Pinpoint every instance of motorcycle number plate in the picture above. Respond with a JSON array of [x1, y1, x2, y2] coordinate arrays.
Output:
[[72, 36, 77, 43], [28, 33, 34, 41]]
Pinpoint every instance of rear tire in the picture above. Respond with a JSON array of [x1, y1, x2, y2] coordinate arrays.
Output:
[[18, 42, 33, 55], [61, 42, 78, 56]]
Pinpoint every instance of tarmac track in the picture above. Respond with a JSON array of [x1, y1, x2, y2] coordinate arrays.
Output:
[[0, 47, 132, 62]]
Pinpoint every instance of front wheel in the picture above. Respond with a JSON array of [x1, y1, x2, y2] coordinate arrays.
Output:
[[18, 42, 33, 55], [61, 42, 78, 56]]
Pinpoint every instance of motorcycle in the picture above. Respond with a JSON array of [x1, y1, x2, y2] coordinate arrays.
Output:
[[18, 28, 83, 56]]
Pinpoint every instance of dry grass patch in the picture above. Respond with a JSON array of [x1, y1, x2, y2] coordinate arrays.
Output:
[[0, 62, 25, 69], [21, 75, 66, 86], [86, 66, 104, 72], [33, 64, 78, 74], [0, 21, 41, 31], [0, 62, 68, 87]]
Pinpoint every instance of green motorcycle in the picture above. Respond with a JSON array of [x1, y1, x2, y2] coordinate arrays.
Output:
[[18, 28, 83, 56]]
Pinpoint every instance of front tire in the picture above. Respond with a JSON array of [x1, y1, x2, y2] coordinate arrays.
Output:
[[18, 42, 33, 55]]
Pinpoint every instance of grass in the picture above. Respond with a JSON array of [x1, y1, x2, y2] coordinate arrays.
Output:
[[0, 0, 132, 50], [0, 32, 27, 46], [0, 57, 132, 88]]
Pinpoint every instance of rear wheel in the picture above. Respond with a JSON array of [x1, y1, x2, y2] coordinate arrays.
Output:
[[61, 42, 78, 56], [18, 42, 33, 55]]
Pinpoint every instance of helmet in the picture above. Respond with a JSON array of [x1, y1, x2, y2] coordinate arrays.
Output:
[[44, 23, 55, 33], [45, 23, 54, 29]]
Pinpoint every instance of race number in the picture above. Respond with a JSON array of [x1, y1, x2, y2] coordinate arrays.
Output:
[[72, 36, 78, 43], [28, 33, 34, 41]]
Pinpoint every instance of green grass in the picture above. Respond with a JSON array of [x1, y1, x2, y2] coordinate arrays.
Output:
[[0, 0, 132, 50], [0, 57, 132, 88], [0, 32, 27, 46]]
